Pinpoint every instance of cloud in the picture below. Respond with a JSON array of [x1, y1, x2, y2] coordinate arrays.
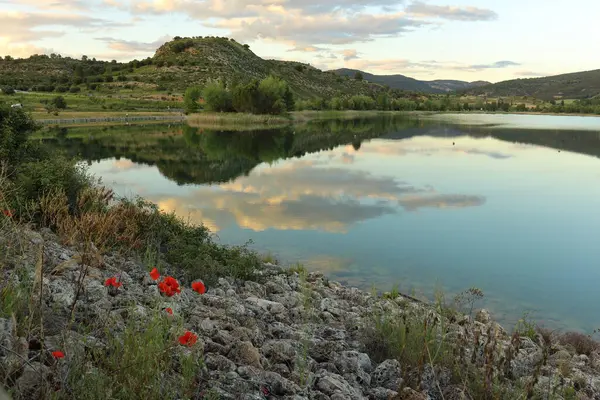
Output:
[[141, 158, 484, 233], [343, 57, 520, 75], [0, 0, 92, 11], [514, 70, 548, 77], [286, 45, 327, 53], [468, 60, 520, 70], [211, 11, 429, 46], [112, 0, 409, 18], [399, 194, 486, 211], [406, 1, 498, 21], [95, 35, 172, 53], [0, 10, 125, 57], [342, 49, 359, 61]]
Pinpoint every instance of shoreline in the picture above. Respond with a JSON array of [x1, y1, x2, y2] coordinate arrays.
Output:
[[1, 223, 599, 399], [29, 109, 600, 128]]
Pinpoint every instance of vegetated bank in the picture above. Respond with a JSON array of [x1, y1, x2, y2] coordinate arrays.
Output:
[[1, 105, 600, 399]]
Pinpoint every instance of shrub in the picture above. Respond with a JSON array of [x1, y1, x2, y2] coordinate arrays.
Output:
[[559, 332, 599, 356], [1, 86, 15, 95], [203, 81, 233, 112], [183, 86, 202, 113], [52, 95, 67, 109]]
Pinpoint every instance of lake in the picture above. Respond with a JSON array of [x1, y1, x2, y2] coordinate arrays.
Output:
[[43, 113, 600, 332]]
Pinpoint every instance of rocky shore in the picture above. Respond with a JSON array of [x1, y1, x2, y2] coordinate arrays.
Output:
[[1, 227, 600, 400]]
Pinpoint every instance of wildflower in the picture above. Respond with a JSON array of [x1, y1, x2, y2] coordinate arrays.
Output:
[[191, 280, 206, 295], [104, 277, 122, 288], [150, 268, 160, 281], [165, 308, 173, 315], [2, 210, 13, 218], [178, 331, 198, 347], [52, 351, 65, 359], [158, 276, 180, 297]]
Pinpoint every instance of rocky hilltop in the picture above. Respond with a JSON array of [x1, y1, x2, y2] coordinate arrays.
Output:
[[1, 226, 599, 400]]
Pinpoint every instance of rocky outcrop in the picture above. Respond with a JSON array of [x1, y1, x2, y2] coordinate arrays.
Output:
[[1, 228, 600, 399]]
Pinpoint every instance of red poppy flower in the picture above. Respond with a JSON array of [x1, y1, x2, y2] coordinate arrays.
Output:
[[178, 331, 198, 347], [150, 268, 160, 281], [2, 210, 13, 218], [158, 276, 180, 297], [191, 281, 206, 295], [104, 277, 122, 288], [165, 308, 173, 315], [52, 351, 65, 359]]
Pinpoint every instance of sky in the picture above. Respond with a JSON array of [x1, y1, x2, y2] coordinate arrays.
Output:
[[1, 0, 599, 82]]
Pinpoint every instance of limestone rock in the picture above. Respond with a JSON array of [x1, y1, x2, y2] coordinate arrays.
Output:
[[372, 359, 402, 391], [229, 341, 262, 368]]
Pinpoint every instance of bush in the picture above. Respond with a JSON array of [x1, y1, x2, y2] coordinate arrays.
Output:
[[559, 332, 599, 356], [2, 86, 15, 95], [203, 81, 233, 112], [183, 86, 202, 113], [52, 96, 67, 109]]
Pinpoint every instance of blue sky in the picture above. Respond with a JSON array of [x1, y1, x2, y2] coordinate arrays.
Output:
[[1, 0, 599, 82]]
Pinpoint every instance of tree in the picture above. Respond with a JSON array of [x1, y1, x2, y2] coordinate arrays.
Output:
[[52, 96, 67, 109], [203, 81, 233, 112], [354, 71, 363, 81], [183, 86, 202, 113]]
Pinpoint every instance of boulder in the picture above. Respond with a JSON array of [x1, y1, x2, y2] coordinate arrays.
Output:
[[371, 359, 402, 390]]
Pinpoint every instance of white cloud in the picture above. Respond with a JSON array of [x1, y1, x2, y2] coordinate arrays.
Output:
[[406, 1, 498, 21], [95, 35, 172, 53]]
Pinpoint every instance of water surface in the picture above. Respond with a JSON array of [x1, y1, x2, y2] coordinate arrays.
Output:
[[44, 115, 600, 332]]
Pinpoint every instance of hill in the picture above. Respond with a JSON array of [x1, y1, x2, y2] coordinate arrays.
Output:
[[0, 37, 385, 99], [331, 68, 490, 93], [464, 69, 600, 100]]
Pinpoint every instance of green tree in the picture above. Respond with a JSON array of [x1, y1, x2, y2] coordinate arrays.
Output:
[[354, 71, 363, 81], [257, 76, 289, 115], [203, 81, 233, 112], [51, 96, 67, 109], [183, 86, 202, 114], [376, 93, 390, 111]]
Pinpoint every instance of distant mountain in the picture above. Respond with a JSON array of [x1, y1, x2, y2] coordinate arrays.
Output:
[[330, 68, 491, 93], [464, 69, 600, 100]]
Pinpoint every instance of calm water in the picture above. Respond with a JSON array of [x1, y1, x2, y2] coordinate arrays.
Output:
[[45, 114, 600, 332]]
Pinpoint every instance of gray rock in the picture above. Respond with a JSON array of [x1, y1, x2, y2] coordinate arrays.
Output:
[[15, 362, 49, 398], [262, 339, 297, 365], [371, 359, 402, 390], [245, 297, 286, 315], [205, 353, 236, 371], [229, 341, 262, 368], [315, 370, 365, 399], [334, 351, 372, 386], [475, 309, 492, 324], [368, 387, 399, 400], [262, 371, 301, 395], [309, 340, 346, 363]]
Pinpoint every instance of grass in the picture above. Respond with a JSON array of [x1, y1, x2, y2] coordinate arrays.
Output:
[[31, 111, 181, 120], [186, 112, 290, 129]]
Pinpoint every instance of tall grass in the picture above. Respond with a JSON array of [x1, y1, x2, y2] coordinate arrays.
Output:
[[186, 112, 290, 129]]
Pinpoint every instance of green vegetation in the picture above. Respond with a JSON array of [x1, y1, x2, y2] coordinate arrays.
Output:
[[466, 68, 600, 100], [183, 86, 202, 113], [333, 68, 491, 93], [0, 105, 263, 285]]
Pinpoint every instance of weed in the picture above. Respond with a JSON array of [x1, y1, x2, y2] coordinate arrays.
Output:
[[453, 287, 484, 318], [514, 312, 537, 340], [287, 262, 307, 275], [559, 331, 599, 356]]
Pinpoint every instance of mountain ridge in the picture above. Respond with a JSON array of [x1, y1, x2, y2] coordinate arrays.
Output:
[[330, 68, 491, 93]]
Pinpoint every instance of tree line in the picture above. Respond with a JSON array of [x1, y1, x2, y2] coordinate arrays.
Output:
[[184, 76, 295, 115]]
